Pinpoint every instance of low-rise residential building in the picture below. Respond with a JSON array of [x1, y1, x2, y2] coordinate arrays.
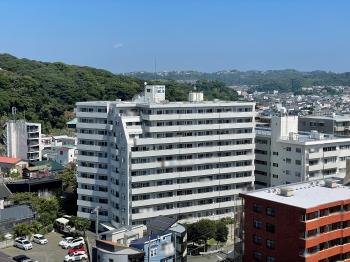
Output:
[[47, 144, 77, 166], [4, 120, 42, 162], [100, 225, 146, 245], [93, 239, 144, 262], [240, 178, 350, 262], [0, 157, 28, 177], [6, 176, 62, 197], [299, 114, 350, 136], [130, 232, 175, 262], [255, 115, 350, 188], [147, 216, 187, 262]]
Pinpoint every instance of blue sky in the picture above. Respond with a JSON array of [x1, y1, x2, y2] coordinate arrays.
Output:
[[0, 0, 349, 72]]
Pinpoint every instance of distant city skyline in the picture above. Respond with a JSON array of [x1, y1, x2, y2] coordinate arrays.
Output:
[[1, 0, 350, 73]]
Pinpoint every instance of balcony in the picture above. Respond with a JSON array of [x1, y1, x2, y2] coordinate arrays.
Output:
[[131, 200, 237, 220], [130, 154, 254, 170], [131, 188, 242, 207], [77, 188, 108, 197], [131, 176, 254, 195], [131, 144, 254, 158], [143, 122, 254, 133], [141, 112, 255, 121], [77, 133, 108, 140], [77, 155, 109, 163], [77, 177, 108, 187], [77, 166, 108, 175], [134, 133, 254, 145], [131, 165, 254, 182]]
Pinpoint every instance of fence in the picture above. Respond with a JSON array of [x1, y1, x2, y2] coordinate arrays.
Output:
[[0, 239, 14, 249]]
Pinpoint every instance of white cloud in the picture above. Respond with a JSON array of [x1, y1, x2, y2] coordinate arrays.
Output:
[[113, 43, 124, 49]]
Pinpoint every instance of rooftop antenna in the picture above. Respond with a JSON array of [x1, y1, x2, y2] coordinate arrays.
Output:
[[154, 56, 157, 80]]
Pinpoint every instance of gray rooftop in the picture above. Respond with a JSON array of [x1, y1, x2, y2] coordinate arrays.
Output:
[[256, 127, 350, 144], [148, 216, 177, 232], [0, 205, 34, 222], [241, 178, 350, 209], [301, 114, 350, 122], [0, 184, 11, 199]]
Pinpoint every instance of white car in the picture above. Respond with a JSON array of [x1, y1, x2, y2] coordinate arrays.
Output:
[[59, 237, 74, 248], [59, 237, 85, 249], [64, 252, 88, 262], [32, 234, 48, 245], [14, 237, 33, 250]]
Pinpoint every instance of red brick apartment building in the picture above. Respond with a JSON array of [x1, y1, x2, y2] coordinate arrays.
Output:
[[240, 179, 350, 262]]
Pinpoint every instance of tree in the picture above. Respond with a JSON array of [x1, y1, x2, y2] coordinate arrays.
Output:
[[9, 192, 35, 205], [215, 221, 229, 243], [71, 216, 91, 236], [30, 220, 42, 233], [187, 219, 216, 244], [32, 197, 60, 226], [58, 163, 77, 191], [13, 223, 33, 237]]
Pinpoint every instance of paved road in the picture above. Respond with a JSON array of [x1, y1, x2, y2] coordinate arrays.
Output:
[[188, 254, 220, 262], [2, 232, 88, 262]]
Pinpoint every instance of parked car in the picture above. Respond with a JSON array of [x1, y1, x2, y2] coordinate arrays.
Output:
[[13, 255, 38, 262], [59, 237, 84, 249], [32, 234, 48, 245], [68, 246, 86, 255], [64, 252, 88, 262], [14, 238, 33, 250]]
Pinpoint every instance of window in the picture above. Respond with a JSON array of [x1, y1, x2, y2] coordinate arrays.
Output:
[[253, 235, 262, 245], [266, 207, 275, 217], [150, 248, 157, 257], [272, 151, 278, 156], [266, 223, 275, 233], [296, 148, 301, 153], [286, 147, 291, 152], [253, 251, 262, 261], [254, 220, 263, 229], [295, 160, 301, 165], [267, 256, 275, 262], [286, 158, 291, 164], [266, 239, 275, 249], [253, 204, 263, 213], [272, 163, 278, 167]]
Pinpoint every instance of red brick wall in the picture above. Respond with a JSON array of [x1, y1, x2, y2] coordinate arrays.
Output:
[[242, 195, 305, 262]]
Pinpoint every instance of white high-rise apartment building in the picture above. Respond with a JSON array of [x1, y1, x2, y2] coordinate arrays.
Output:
[[76, 85, 255, 226], [4, 120, 42, 162], [255, 114, 350, 188]]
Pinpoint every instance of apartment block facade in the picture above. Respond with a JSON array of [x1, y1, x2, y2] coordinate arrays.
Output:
[[76, 85, 255, 227], [4, 120, 42, 162], [255, 115, 350, 188], [241, 179, 350, 262], [299, 114, 350, 137]]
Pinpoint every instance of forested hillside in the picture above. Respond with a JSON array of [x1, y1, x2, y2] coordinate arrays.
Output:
[[0, 54, 238, 132], [128, 70, 350, 92]]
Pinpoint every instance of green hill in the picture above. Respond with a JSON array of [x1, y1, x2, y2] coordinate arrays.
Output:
[[0, 54, 238, 132]]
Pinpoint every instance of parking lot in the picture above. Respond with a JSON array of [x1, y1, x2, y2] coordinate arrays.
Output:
[[1, 232, 89, 262]]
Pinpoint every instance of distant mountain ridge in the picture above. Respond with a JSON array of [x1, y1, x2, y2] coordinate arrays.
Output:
[[127, 69, 350, 92]]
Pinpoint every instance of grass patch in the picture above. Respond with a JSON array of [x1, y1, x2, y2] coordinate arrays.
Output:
[[207, 238, 218, 245]]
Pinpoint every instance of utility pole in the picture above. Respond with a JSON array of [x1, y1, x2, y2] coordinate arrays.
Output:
[[92, 206, 100, 240]]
